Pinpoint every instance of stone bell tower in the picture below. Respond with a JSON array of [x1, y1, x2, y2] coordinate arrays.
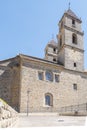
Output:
[[57, 8, 84, 71], [44, 39, 58, 63]]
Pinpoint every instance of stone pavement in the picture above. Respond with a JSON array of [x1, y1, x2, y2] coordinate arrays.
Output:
[[17, 113, 86, 127]]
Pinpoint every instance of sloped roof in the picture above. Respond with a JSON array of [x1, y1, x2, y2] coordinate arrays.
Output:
[[65, 9, 81, 22]]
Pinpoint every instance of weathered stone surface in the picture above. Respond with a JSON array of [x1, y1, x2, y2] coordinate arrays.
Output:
[[0, 99, 19, 128], [0, 57, 20, 112], [19, 57, 87, 113], [0, 9, 87, 115], [58, 9, 84, 72]]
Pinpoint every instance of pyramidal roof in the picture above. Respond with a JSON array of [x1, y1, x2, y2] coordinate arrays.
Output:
[[65, 9, 81, 22], [48, 39, 57, 47]]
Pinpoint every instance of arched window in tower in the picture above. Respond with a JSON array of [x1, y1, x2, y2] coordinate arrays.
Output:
[[72, 33, 77, 44], [45, 93, 53, 106]]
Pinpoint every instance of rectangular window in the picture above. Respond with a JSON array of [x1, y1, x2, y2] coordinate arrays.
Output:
[[72, 19, 75, 26], [74, 63, 77, 67], [55, 74, 59, 82], [53, 48, 56, 52], [73, 84, 77, 90], [46, 71, 53, 82], [38, 72, 43, 80]]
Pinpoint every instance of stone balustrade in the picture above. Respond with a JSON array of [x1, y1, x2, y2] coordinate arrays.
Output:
[[0, 98, 19, 128]]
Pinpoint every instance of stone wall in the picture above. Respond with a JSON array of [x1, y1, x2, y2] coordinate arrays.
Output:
[[58, 48, 65, 65], [19, 56, 87, 113], [45, 44, 58, 62], [65, 29, 84, 50], [65, 16, 82, 32], [0, 57, 20, 112], [65, 47, 84, 71], [0, 55, 87, 114], [0, 98, 19, 128], [58, 9, 84, 72]]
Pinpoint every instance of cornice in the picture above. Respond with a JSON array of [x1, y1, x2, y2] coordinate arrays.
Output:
[[47, 52, 58, 57], [65, 13, 82, 23], [58, 44, 84, 54], [59, 13, 82, 25], [19, 54, 87, 75], [64, 44, 84, 52], [64, 25, 84, 36]]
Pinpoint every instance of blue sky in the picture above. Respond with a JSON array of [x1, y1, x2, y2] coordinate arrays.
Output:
[[0, 0, 87, 69]]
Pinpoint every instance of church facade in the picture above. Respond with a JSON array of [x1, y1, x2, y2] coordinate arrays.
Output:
[[0, 8, 87, 114]]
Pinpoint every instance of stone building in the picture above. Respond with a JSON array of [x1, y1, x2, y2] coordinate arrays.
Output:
[[0, 8, 87, 114]]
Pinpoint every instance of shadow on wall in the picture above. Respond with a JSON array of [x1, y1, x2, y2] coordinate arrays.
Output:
[[0, 56, 20, 112]]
